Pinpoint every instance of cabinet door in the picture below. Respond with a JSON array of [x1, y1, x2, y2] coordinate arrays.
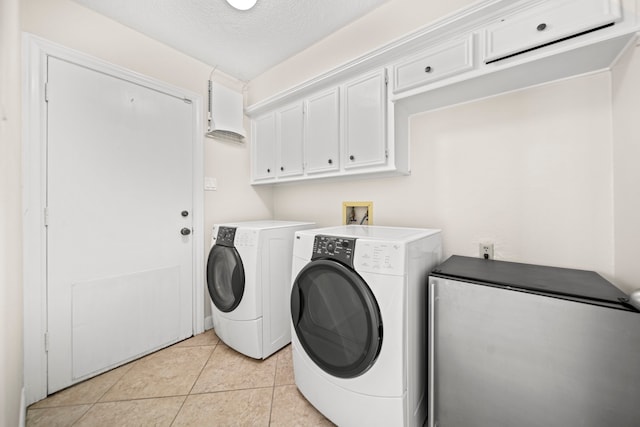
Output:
[[343, 69, 387, 169], [252, 113, 276, 181], [304, 88, 340, 174], [393, 36, 475, 93], [276, 102, 304, 177], [483, 0, 622, 63]]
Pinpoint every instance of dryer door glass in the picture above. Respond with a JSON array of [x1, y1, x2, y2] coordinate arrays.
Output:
[[291, 259, 382, 378], [207, 245, 245, 312]]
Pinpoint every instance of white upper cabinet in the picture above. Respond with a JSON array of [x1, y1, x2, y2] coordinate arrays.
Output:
[[251, 112, 276, 181], [343, 69, 387, 169], [304, 87, 341, 175], [247, 0, 638, 185], [393, 35, 475, 94], [248, 69, 396, 184], [483, 0, 623, 63], [276, 102, 304, 177]]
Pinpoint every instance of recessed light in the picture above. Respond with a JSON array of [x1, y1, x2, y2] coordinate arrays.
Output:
[[226, 0, 257, 11]]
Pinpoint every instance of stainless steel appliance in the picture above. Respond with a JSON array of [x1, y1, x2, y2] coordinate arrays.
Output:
[[428, 255, 640, 427]]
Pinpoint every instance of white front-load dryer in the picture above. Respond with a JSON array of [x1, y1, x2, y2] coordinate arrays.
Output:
[[207, 220, 315, 359], [290, 225, 442, 427]]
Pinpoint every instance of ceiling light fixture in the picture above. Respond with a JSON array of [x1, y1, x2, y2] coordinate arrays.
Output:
[[226, 0, 257, 11]]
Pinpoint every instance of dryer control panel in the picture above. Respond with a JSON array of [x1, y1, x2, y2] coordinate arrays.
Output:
[[312, 235, 356, 268], [215, 226, 237, 247]]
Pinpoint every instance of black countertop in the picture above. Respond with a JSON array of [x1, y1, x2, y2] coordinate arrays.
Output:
[[431, 255, 638, 312]]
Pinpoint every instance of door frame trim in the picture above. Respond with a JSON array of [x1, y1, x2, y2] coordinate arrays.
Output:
[[22, 33, 205, 405]]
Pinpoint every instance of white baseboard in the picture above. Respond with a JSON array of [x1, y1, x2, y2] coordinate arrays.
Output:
[[19, 387, 26, 427], [204, 315, 214, 331]]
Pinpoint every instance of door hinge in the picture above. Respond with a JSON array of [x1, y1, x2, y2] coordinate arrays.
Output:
[[183, 98, 192, 104], [44, 207, 49, 227], [44, 82, 49, 103], [384, 69, 389, 86], [44, 332, 49, 352], [385, 149, 389, 159]]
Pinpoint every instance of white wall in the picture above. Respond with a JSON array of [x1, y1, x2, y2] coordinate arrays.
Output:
[[270, 74, 615, 278], [249, 0, 624, 283], [612, 42, 640, 294], [1, 0, 24, 424], [248, 0, 477, 105], [410, 74, 613, 273]]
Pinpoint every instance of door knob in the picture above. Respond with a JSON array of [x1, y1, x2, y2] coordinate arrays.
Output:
[[181, 228, 191, 236]]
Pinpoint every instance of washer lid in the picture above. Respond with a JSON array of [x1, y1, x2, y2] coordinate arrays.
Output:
[[300, 225, 440, 243]]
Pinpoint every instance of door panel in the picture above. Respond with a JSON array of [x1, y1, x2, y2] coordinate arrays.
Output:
[[71, 266, 181, 379], [277, 102, 304, 177], [252, 112, 276, 181], [304, 88, 340, 174], [343, 70, 387, 169], [46, 57, 194, 393]]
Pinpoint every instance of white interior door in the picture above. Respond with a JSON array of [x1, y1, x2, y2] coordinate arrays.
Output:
[[46, 56, 194, 393]]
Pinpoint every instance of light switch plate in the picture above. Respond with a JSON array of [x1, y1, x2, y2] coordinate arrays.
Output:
[[204, 177, 217, 191]]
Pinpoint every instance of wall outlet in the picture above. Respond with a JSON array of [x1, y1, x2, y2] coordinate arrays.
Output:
[[479, 242, 494, 260]]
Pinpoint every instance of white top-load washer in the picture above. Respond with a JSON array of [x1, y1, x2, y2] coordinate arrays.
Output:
[[290, 225, 442, 427], [207, 220, 315, 359]]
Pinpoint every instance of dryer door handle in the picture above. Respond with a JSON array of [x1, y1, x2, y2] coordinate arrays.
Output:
[[291, 283, 302, 325]]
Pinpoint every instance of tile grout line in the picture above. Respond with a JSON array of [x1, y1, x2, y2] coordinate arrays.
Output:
[[27, 334, 218, 426], [168, 395, 189, 427], [67, 403, 93, 427], [169, 342, 219, 426], [185, 342, 219, 395], [188, 385, 275, 396], [268, 349, 281, 426], [29, 359, 139, 411], [68, 358, 141, 426]]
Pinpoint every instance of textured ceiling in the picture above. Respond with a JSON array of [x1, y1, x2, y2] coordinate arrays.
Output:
[[72, 0, 388, 81]]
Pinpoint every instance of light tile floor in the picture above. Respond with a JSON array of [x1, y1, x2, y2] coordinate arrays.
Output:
[[26, 330, 334, 426]]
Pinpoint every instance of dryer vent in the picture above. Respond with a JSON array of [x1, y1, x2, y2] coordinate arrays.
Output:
[[206, 80, 246, 141]]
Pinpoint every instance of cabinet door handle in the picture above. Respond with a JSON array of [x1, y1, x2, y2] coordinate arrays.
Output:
[[349, 155, 355, 161], [536, 23, 547, 31], [424, 66, 433, 73], [280, 166, 284, 171], [328, 159, 333, 164], [267, 168, 271, 173]]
